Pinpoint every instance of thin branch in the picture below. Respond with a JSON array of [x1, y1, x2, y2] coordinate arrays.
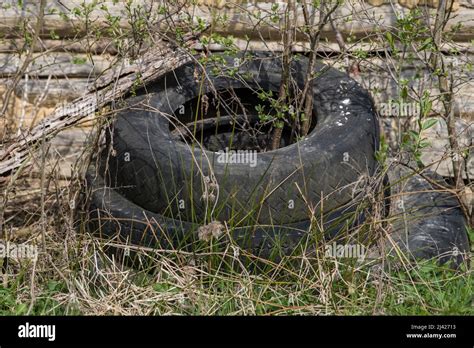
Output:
[[0, 0, 47, 118]]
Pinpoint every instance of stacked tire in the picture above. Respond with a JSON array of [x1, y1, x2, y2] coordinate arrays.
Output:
[[88, 51, 470, 262]]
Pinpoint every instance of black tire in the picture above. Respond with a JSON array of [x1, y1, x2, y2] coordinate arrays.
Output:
[[85, 162, 469, 265], [105, 51, 379, 225], [387, 163, 470, 267], [85, 164, 365, 258]]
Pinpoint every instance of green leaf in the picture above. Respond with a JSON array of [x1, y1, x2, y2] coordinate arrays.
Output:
[[418, 38, 433, 52], [49, 30, 60, 40], [408, 130, 420, 140], [15, 303, 28, 315], [419, 140, 430, 148], [422, 118, 438, 130], [385, 32, 395, 51]]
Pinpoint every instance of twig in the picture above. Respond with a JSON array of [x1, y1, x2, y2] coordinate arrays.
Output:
[[270, 0, 295, 150], [299, 1, 340, 137], [0, 0, 47, 118]]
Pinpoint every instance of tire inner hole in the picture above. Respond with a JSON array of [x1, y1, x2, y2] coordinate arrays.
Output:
[[169, 88, 317, 152]]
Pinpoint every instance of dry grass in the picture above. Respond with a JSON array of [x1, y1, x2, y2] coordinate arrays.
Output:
[[0, 144, 472, 316]]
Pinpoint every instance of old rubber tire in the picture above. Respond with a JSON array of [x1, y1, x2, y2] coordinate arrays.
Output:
[[387, 162, 470, 267], [106, 51, 379, 225], [85, 164, 365, 257], [85, 160, 469, 264]]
